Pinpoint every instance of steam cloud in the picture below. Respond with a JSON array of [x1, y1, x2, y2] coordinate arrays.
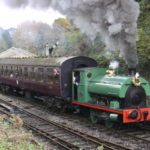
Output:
[[2, 0, 140, 68], [109, 60, 119, 70]]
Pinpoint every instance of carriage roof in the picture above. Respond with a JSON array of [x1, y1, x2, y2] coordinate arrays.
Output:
[[0, 56, 97, 67], [0, 56, 75, 67]]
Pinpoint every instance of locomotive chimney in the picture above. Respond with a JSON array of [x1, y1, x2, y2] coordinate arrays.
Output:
[[128, 68, 136, 76], [45, 43, 49, 57]]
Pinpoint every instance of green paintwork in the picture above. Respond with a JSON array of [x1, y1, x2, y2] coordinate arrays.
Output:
[[110, 101, 120, 109], [88, 74, 150, 98], [109, 113, 118, 121], [146, 100, 149, 106], [109, 101, 119, 122]]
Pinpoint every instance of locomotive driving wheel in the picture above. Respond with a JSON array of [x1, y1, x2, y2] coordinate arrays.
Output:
[[90, 110, 98, 124], [105, 121, 114, 128]]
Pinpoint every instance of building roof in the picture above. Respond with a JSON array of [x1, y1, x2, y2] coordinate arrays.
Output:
[[0, 47, 36, 58]]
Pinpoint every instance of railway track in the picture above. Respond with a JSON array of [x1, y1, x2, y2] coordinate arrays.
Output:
[[1, 94, 150, 149], [0, 95, 131, 150], [121, 125, 150, 145], [106, 127, 150, 149]]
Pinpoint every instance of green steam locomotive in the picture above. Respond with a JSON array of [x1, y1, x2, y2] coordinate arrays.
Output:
[[72, 67, 150, 127]]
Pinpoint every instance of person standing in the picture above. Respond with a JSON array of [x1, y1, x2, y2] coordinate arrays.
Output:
[[74, 71, 80, 100]]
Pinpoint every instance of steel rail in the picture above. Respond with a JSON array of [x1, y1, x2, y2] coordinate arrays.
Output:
[[0, 98, 132, 150]]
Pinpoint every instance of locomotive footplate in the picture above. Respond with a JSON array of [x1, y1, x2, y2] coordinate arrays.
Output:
[[72, 101, 123, 114], [72, 101, 150, 123]]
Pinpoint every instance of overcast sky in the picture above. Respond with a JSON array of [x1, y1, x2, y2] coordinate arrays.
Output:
[[0, 2, 64, 29]]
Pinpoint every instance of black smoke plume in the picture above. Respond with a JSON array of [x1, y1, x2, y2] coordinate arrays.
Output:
[[2, 0, 140, 68]]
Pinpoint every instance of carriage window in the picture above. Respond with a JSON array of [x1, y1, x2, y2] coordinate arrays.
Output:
[[1, 66, 4, 75], [53, 69, 59, 79], [24, 67, 28, 79], [15, 67, 19, 78], [53, 68, 60, 84], [4, 66, 8, 76], [30, 67, 35, 80], [10, 66, 14, 78], [19, 67, 23, 77], [47, 68, 53, 84], [37, 68, 44, 82]]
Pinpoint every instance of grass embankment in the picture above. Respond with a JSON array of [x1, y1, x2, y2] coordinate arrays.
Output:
[[0, 114, 44, 150]]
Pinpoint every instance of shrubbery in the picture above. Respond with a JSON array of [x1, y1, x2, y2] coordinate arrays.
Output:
[[0, 115, 44, 150]]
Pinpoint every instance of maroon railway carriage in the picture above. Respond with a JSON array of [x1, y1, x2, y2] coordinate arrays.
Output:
[[0, 56, 97, 101]]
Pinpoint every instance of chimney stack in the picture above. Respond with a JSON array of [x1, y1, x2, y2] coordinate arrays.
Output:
[[128, 68, 136, 76], [45, 43, 49, 57]]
